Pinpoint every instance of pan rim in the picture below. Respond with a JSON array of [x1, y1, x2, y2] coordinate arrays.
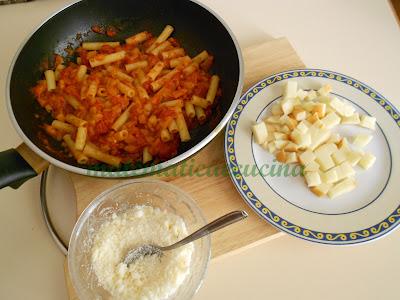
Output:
[[6, 0, 244, 177]]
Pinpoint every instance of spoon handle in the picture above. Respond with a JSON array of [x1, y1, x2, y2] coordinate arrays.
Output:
[[162, 210, 248, 251]]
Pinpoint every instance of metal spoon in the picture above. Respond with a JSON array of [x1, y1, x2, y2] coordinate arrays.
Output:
[[123, 210, 248, 266]]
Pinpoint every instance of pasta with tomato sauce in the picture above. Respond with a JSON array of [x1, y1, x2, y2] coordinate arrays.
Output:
[[31, 25, 220, 168]]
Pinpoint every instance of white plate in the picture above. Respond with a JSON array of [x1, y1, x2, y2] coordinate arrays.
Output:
[[225, 69, 400, 245]]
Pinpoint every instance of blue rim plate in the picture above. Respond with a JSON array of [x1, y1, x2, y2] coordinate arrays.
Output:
[[224, 69, 400, 245]]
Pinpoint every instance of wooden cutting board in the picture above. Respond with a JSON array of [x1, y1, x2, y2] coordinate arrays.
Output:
[[65, 37, 305, 299]]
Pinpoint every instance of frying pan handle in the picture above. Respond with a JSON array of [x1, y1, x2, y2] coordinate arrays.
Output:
[[0, 144, 49, 189]]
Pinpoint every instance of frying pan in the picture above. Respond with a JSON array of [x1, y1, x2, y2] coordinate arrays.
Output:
[[2, 0, 243, 189]]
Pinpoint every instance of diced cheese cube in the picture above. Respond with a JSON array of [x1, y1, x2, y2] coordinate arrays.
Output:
[[266, 124, 280, 133], [309, 128, 331, 150], [271, 103, 283, 116], [321, 112, 341, 129], [346, 151, 363, 166], [318, 84, 332, 96], [267, 142, 277, 154], [292, 107, 307, 121], [281, 98, 294, 115], [307, 112, 320, 124], [299, 150, 316, 165], [328, 178, 356, 199], [279, 125, 290, 134], [284, 141, 299, 152], [339, 161, 355, 179], [252, 122, 268, 144], [342, 104, 356, 117], [276, 149, 287, 163], [332, 148, 347, 164], [274, 132, 289, 140], [304, 171, 322, 187], [297, 89, 308, 100], [304, 161, 320, 172], [327, 133, 341, 144], [296, 121, 310, 134], [341, 113, 360, 125], [321, 168, 338, 184], [312, 103, 326, 118], [286, 152, 298, 164], [329, 97, 346, 116], [318, 95, 331, 104], [358, 153, 376, 170], [313, 119, 325, 129], [338, 137, 350, 151], [283, 81, 298, 99], [261, 141, 270, 150], [311, 183, 333, 197], [302, 102, 315, 112], [274, 139, 288, 149], [360, 115, 376, 130], [352, 134, 372, 148], [284, 116, 298, 130], [315, 143, 338, 156], [291, 130, 312, 148], [305, 90, 317, 101], [265, 116, 281, 124], [315, 154, 335, 171]]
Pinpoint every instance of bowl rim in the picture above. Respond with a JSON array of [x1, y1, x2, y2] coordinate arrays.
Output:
[[68, 178, 211, 300], [6, 0, 244, 178]]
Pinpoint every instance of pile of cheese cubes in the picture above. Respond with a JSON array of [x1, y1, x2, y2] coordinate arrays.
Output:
[[251, 81, 377, 199]]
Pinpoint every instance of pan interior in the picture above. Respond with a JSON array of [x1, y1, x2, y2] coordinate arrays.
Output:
[[9, 0, 240, 172]]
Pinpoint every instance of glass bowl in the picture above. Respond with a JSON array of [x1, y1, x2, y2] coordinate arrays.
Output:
[[68, 179, 211, 300]]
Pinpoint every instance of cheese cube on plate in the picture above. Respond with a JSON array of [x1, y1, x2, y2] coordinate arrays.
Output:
[[328, 178, 356, 199], [286, 152, 298, 164], [265, 116, 281, 124], [321, 168, 338, 184], [339, 161, 355, 178], [358, 153, 376, 170], [267, 142, 277, 154], [252, 122, 268, 144], [292, 107, 307, 121], [276, 149, 287, 163], [309, 128, 331, 151], [318, 84, 332, 96], [311, 183, 333, 197], [305, 171, 322, 187], [327, 133, 341, 144], [341, 113, 360, 125], [360, 115, 376, 130], [321, 112, 341, 129], [299, 150, 316, 165], [302, 102, 315, 112], [312, 103, 326, 118], [274, 132, 289, 140], [297, 120, 310, 134], [297, 89, 308, 100], [283, 81, 298, 99], [292, 131, 312, 148], [315, 143, 338, 156], [281, 98, 294, 115], [274, 140, 288, 150], [284, 141, 299, 152], [352, 134, 372, 148], [279, 125, 290, 134], [316, 154, 335, 171], [332, 148, 347, 164], [304, 161, 320, 172], [305, 90, 317, 101], [346, 151, 363, 166], [329, 97, 346, 116]]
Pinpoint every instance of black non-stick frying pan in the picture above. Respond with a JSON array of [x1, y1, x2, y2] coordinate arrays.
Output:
[[1, 0, 243, 189]]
